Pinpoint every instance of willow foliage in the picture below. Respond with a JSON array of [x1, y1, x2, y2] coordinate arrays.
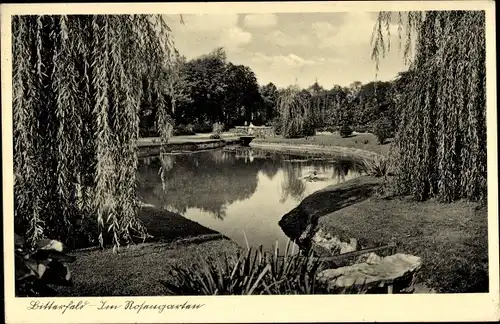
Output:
[[277, 86, 314, 138], [372, 11, 486, 202], [13, 15, 177, 249]]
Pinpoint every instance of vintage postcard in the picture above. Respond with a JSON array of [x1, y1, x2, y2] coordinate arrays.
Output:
[[2, 1, 498, 323]]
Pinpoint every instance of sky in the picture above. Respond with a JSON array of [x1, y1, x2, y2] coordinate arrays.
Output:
[[163, 12, 409, 89]]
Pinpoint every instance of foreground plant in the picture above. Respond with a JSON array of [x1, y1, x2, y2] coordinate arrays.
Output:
[[15, 233, 75, 297], [160, 241, 327, 295], [359, 157, 390, 178]]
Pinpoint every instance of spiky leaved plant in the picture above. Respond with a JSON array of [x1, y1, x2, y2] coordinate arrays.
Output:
[[13, 15, 177, 250], [161, 241, 326, 295], [371, 11, 486, 202]]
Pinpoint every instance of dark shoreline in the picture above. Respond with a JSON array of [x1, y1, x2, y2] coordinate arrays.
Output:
[[138, 138, 241, 158]]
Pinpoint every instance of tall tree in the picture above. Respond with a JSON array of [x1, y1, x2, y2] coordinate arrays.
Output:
[[324, 85, 348, 127], [163, 52, 193, 136], [354, 81, 393, 126], [259, 82, 279, 124], [224, 63, 262, 126], [372, 11, 486, 202], [13, 15, 176, 249], [183, 47, 228, 125], [277, 85, 315, 138], [307, 81, 327, 128]]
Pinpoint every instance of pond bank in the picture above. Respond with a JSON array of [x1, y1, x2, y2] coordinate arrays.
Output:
[[138, 136, 241, 157], [278, 175, 489, 293], [58, 205, 240, 296], [249, 142, 382, 160], [253, 133, 391, 156]]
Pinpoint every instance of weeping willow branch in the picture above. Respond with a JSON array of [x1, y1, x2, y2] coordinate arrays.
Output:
[[277, 86, 314, 138], [372, 11, 486, 202], [13, 14, 177, 249]]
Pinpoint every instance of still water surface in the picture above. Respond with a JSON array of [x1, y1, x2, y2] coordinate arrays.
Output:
[[137, 147, 363, 252]]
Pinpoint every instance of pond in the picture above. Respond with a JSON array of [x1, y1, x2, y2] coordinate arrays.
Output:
[[137, 147, 364, 252]]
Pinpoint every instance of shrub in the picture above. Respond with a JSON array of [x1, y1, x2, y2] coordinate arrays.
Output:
[[211, 122, 224, 139], [339, 125, 353, 138], [270, 117, 282, 135], [173, 124, 196, 136], [160, 242, 327, 295], [302, 119, 316, 137], [192, 121, 213, 133], [372, 118, 394, 144], [15, 233, 75, 297], [353, 126, 368, 133], [139, 126, 158, 138]]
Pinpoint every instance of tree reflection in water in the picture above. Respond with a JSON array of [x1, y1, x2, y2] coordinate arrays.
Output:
[[279, 162, 307, 203], [137, 149, 281, 220], [136, 148, 361, 222], [330, 159, 351, 182]]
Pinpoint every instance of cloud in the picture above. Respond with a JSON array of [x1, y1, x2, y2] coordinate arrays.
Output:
[[252, 52, 317, 67], [265, 30, 313, 48], [165, 14, 252, 55], [164, 12, 408, 88], [221, 27, 253, 50], [243, 14, 278, 28], [312, 12, 380, 48]]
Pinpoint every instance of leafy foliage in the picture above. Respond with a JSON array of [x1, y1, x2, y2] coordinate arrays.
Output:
[[373, 117, 394, 144], [359, 157, 390, 178], [260, 82, 279, 124], [140, 46, 401, 139], [277, 86, 316, 138], [15, 233, 75, 297], [373, 11, 487, 202], [173, 124, 196, 136], [339, 125, 353, 138], [210, 122, 224, 139], [167, 48, 262, 129], [13, 15, 176, 249]]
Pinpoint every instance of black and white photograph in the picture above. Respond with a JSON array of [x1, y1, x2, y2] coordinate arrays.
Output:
[[2, 1, 498, 323]]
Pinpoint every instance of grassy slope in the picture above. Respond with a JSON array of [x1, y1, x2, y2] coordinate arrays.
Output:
[[56, 238, 240, 296], [254, 133, 391, 155], [315, 185, 488, 293], [53, 206, 240, 296]]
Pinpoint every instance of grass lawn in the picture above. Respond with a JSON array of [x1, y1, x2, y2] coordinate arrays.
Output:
[[54, 206, 240, 296], [320, 195, 488, 293], [282, 175, 489, 293], [55, 238, 240, 296], [254, 132, 391, 156]]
